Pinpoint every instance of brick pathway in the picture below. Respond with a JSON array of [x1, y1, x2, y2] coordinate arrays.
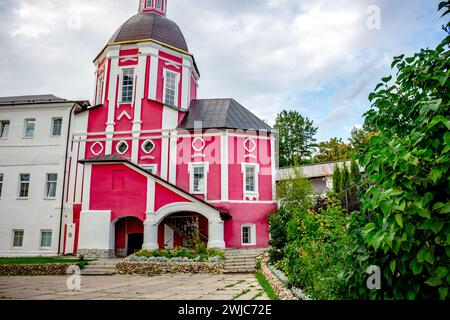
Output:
[[0, 274, 270, 300]]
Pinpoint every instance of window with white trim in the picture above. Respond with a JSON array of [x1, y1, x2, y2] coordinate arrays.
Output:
[[121, 68, 135, 103], [0, 120, 10, 138], [51, 118, 62, 137], [142, 140, 155, 154], [156, 0, 162, 9], [24, 119, 36, 138], [96, 75, 104, 105], [18, 174, 30, 199], [116, 141, 129, 155], [12, 230, 24, 248], [0, 173, 3, 198], [241, 163, 259, 198], [188, 163, 208, 195], [40, 230, 52, 248], [242, 224, 256, 246], [45, 174, 58, 199], [146, 0, 152, 7], [163, 70, 178, 106]]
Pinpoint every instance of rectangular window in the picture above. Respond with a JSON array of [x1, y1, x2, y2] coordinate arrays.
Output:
[[121, 68, 135, 103], [156, 0, 162, 9], [147, 0, 152, 7], [18, 174, 30, 198], [24, 119, 36, 138], [245, 166, 256, 192], [0, 120, 10, 138], [40, 230, 52, 248], [12, 230, 24, 248], [164, 71, 177, 106], [0, 173, 3, 198], [51, 118, 62, 137], [96, 76, 104, 105], [45, 174, 58, 198], [242, 226, 252, 245], [189, 165, 205, 194]]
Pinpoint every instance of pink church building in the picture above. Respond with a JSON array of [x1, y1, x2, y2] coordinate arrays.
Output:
[[62, 0, 278, 258]]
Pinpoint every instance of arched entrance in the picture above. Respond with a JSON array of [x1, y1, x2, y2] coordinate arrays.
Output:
[[114, 216, 144, 257], [144, 202, 226, 250], [158, 212, 209, 249]]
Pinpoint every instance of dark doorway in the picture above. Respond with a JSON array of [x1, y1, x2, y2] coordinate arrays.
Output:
[[127, 233, 144, 256]]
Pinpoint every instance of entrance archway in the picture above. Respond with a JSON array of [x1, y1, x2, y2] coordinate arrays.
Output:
[[115, 216, 144, 257], [158, 212, 209, 249]]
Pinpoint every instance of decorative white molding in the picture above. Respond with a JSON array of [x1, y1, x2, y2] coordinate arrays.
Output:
[[244, 154, 257, 160], [140, 155, 156, 160], [117, 110, 132, 121], [192, 137, 206, 152], [244, 137, 257, 153], [221, 133, 229, 201], [191, 154, 206, 159], [90, 142, 104, 156], [81, 164, 92, 212], [148, 47, 159, 101]]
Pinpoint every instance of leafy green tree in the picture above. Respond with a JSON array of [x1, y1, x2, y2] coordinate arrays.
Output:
[[274, 110, 318, 166], [350, 159, 362, 184], [314, 138, 352, 163], [332, 164, 342, 194], [341, 162, 351, 192], [276, 167, 313, 212], [349, 127, 371, 157], [359, 2, 450, 300]]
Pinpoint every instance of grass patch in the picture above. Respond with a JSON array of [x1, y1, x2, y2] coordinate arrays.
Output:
[[232, 289, 250, 300], [255, 272, 279, 300], [0, 257, 92, 268]]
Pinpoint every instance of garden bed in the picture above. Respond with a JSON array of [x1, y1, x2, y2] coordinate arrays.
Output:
[[116, 248, 225, 275], [258, 254, 298, 300]]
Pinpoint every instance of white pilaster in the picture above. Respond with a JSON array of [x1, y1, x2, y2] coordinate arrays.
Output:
[[81, 163, 92, 212], [221, 132, 229, 201], [207, 220, 226, 249], [181, 57, 191, 109], [105, 47, 120, 154], [143, 221, 159, 250], [271, 134, 277, 201], [148, 46, 159, 101], [168, 131, 178, 184], [146, 177, 155, 214]]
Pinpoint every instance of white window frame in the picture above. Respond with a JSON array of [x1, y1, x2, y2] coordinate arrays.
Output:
[[188, 162, 209, 195], [241, 163, 260, 199], [12, 230, 24, 249], [45, 173, 58, 199], [0, 120, 10, 139], [23, 118, 36, 139], [116, 141, 129, 155], [50, 117, 63, 137], [141, 164, 158, 175], [17, 173, 30, 199], [0, 173, 3, 198], [141, 139, 156, 154], [39, 229, 53, 249], [119, 68, 135, 104], [155, 0, 162, 10], [162, 69, 180, 107], [96, 75, 104, 105], [241, 224, 256, 246]]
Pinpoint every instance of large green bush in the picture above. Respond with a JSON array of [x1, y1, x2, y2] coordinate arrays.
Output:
[[359, 31, 449, 299]]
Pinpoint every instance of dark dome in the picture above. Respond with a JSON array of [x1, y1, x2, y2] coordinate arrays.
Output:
[[108, 12, 188, 52]]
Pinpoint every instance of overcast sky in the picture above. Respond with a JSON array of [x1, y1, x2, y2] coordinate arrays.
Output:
[[0, 0, 446, 141]]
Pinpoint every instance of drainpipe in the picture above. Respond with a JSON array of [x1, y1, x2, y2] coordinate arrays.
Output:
[[57, 103, 76, 255]]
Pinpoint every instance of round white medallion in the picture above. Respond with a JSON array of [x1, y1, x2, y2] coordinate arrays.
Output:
[[90, 142, 104, 156], [244, 138, 256, 153], [192, 137, 206, 152]]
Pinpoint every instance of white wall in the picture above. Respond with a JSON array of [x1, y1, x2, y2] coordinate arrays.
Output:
[[0, 103, 74, 256]]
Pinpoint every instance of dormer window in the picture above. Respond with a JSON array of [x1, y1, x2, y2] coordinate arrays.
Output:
[[163, 70, 179, 107], [121, 68, 135, 103]]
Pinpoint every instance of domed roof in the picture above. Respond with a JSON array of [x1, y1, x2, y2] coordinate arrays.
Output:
[[108, 12, 188, 52]]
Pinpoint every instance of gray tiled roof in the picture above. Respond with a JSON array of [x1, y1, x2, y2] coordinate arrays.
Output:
[[0, 94, 69, 106], [179, 99, 272, 132], [109, 12, 188, 52]]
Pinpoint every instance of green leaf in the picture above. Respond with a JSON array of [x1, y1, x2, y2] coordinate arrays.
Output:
[[390, 260, 396, 273], [395, 214, 403, 228], [411, 259, 423, 275], [424, 277, 442, 287], [444, 132, 450, 146], [438, 287, 448, 300], [435, 267, 448, 279], [406, 290, 416, 300], [429, 167, 442, 184], [430, 115, 450, 130], [382, 75, 392, 83], [439, 202, 450, 214]]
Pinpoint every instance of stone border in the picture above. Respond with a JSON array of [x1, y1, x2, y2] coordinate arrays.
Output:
[[258, 253, 298, 300], [116, 261, 224, 275], [0, 263, 80, 276]]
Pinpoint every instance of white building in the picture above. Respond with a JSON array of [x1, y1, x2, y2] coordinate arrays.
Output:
[[0, 95, 88, 257]]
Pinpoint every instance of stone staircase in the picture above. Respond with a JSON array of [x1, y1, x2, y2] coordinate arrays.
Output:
[[81, 259, 121, 276], [224, 249, 267, 274]]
